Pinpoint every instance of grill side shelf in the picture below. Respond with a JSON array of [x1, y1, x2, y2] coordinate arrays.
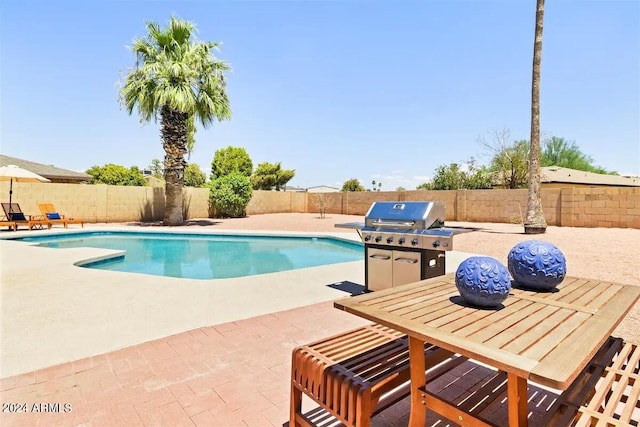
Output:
[[334, 222, 365, 230]]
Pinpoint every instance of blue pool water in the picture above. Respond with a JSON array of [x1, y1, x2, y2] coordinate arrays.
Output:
[[16, 231, 363, 280]]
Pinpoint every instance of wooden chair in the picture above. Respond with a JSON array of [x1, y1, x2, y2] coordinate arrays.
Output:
[[290, 323, 464, 427], [1, 203, 51, 230], [37, 203, 84, 228]]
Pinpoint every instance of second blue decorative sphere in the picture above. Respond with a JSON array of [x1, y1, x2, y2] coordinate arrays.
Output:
[[508, 240, 566, 290], [455, 256, 511, 308]]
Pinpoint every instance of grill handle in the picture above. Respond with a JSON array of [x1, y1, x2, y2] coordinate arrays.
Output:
[[369, 254, 391, 260], [394, 257, 419, 264], [371, 220, 416, 228]]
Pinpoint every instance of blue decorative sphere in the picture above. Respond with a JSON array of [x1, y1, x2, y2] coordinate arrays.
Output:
[[508, 240, 566, 290], [455, 257, 511, 308]]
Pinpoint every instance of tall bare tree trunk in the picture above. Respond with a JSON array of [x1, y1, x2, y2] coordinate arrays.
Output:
[[525, 0, 547, 234], [161, 106, 188, 226]]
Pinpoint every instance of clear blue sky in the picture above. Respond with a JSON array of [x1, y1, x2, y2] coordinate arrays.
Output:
[[2, 0, 638, 190]]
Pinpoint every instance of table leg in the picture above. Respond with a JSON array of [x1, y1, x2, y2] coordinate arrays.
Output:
[[507, 372, 529, 427], [408, 336, 427, 427]]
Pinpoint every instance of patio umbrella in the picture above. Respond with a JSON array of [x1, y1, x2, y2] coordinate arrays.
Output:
[[0, 164, 51, 206]]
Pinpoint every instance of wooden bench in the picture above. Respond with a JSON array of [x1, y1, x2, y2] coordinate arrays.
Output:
[[426, 337, 640, 426], [545, 336, 640, 427], [290, 323, 464, 427], [291, 329, 639, 427]]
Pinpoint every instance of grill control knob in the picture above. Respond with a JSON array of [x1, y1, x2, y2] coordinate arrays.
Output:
[[411, 238, 419, 246], [398, 237, 405, 245], [364, 235, 371, 242], [375, 236, 382, 243], [386, 237, 393, 244], [432, 240, 440, 248]]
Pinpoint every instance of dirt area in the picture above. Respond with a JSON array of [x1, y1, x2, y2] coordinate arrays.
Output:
[[122, 212, 640, 341]]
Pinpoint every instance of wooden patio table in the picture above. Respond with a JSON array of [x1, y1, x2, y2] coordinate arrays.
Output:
[[334, 273, 640, 427]]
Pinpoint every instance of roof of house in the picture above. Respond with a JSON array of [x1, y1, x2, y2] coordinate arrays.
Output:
[[541, 166, 640, 187], [307, 185, 340, 190], [0, 155, 92, 182]]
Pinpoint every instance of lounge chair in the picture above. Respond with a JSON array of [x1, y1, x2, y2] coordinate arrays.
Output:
[[37, 203, 84, 228], [1, 203, 52, 230]]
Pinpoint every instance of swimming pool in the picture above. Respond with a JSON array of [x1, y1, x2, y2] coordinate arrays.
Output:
[[15, 231, 363, 280]]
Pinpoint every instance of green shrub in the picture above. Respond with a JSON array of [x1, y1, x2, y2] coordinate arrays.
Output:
[[86, 163, 147, 186], [209, 172, 253, 217], [184, 163, 206, 187]]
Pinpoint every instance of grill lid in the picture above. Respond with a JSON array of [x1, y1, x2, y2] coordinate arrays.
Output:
[[364, 201, 444, 230]]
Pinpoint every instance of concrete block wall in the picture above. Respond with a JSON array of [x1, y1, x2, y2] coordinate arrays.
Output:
[[0, 182, 107, 222], [457, 189, 559, 225], [307, 192, 344, 216], [106, 186, 146, 222], [404, 190, 458, 221], [559, 187, 640, 228], [245, 191, 292, 215], [182, 187, 210, 219], [0, 182, 208, 223], [290, 192, 307, 213], [300, 187, 636, 228], [342, 191, 402, 215], [1, 181, 637, 229], [462, 189, 523, 223]]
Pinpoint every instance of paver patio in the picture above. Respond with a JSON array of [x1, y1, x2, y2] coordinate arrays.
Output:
[[0, 302, 370, 426], [0, 301, 569, 427]]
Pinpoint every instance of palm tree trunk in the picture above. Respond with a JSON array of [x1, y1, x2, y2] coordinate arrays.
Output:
[[161, 106, 189, 226], [525, 0, 547, 234]]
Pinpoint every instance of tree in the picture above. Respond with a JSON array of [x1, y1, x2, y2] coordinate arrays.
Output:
[[489, 140, 530, 189], [418, 159, 493, 190], [525, 0, 547, 234], [396, 186, 406, 191], [341, 178, 365, 192], [86, 164, 147, 186], [430, 164, 467, 190], [186, 115, 197, 160], [184, 163, 206, 187], [250, 162, 295, 191], [211, 146, 253, 180], [209, 172, 253, 217], [149, 159, 163, 178], [120, 16, 231, 225], [484, 132, 614, 189], [370, 180, 382, 191], [541, 137, 614, 174], [310, 193, 331, 219], [480, 129, 530, 189], [466, 163, 494, 189]]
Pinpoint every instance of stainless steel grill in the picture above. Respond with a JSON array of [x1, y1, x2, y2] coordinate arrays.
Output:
[[336, 201, 471, 291]]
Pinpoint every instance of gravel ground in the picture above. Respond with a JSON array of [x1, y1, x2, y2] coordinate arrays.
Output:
[[138, 212, 639, 341]]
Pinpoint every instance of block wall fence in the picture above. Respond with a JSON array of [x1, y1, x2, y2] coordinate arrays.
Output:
[[1, 182, 638, 229]]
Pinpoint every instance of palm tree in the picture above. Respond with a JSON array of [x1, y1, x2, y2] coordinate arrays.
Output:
[[524, 0, 547, 234], [186, 114, 197, 161], [120, 16, 231, 225]]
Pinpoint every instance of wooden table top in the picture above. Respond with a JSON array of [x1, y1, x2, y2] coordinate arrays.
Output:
[[334, 273, 640, 389]]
